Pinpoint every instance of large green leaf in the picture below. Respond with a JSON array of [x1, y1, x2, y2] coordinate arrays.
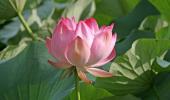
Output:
[[0, 0, 16, 21], [0, 19, 20, 44], [0, 0, 43, 21], [54, 0, 70, 3], [101, 94, 141, 100], [25, 0, 42, 9], [95, 39, 170, 95], [156, 26, 170, 40], [0, 39, 28, 61], [149, 0, 170, 21], [62, 0, 94, 21], [113, 0, 159, 39], [94, 0, 139, 25], [0, 42, 74, 100], [64, 83, 112, 100], [143, 72, 170, 100], [8, 0, 26, 13], [37, 0, 56, 20], [80, 0, 95, 20], [151, 57, 170, 73], [139, 16, 159, 32], [116, 30, 154, 55]]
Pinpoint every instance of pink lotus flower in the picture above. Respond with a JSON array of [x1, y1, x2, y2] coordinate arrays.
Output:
[[46, 17, 116, 83]]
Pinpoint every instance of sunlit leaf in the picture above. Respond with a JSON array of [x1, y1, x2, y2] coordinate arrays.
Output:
[[64, 83, 112, 100], [62, 0, 94, 21], [152, 58, 170, 73], [116, 30, 154, 55], [96, 39, 170, 95], [156, 26, 170, 39], [149, 0, 170, 21], [0, 38, 30, 62]]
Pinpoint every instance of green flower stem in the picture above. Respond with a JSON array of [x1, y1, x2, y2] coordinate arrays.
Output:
[[9, 0, 37, 40], [17, 12, 37, 40], [74, 67, 81, 100]]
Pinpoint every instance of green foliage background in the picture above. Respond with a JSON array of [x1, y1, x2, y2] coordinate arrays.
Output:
[[1, 0, 170, 100]]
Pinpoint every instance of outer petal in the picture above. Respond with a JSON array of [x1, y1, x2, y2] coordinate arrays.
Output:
[[87, 27, 116, 66], [65, 36, 90, 67], [101, 24, 114, 31], [54, 17, 76, 33], [48, 60, 72, 69], [102, 33, 116, 59], [78, 71, 92, 83], [86, 68, 113, 77], [75, 21, 94, 47], [91, 49, 116, 67], [85, 18, 99, 34], [51, 19, 77, 60]]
